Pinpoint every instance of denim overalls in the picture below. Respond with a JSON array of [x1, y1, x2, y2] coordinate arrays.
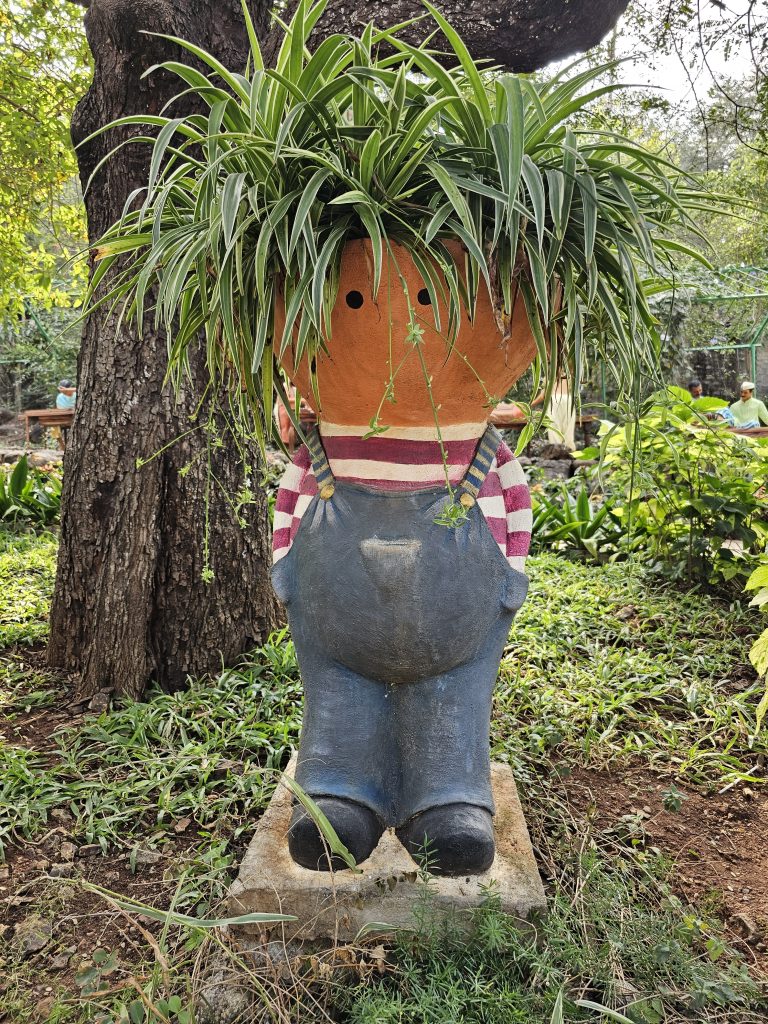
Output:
[[271, 424, 528, 830]]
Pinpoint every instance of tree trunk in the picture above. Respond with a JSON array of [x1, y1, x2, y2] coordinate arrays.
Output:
[[52, 0, 629, 700], [49, 0, 280, 699]]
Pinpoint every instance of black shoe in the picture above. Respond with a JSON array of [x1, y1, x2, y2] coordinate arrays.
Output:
[[397, 803, 495, 876], [288, 797, 384, 871]]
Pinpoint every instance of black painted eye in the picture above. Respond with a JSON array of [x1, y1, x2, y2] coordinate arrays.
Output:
[[417, 288, 431, 306], [346, 290, 364, 309]]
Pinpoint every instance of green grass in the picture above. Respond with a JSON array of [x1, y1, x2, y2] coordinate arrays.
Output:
[[0, 632, 303, 871], [2, 532, 767, 1022], [2, 550, 761, 864], [0, 529, 57, 647], [339, 862, 762, 1023], [497, 553, 765, 787]]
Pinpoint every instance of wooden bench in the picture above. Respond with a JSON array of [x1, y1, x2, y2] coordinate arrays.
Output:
[[22, 409, 74, 449], [692, 423, 768, 438]]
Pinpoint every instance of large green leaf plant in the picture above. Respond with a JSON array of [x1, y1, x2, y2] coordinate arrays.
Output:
[[84, 0, 727, 447], [745, 564, 768, 731], [589, 388, 768, 582], [587, 388, 768, 729]]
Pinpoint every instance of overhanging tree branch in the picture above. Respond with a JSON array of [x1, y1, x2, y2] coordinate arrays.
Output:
[[304, 0, 631, 71]]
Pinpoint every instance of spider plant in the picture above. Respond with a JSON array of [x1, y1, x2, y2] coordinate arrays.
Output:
[[85, 0, 725, 447]]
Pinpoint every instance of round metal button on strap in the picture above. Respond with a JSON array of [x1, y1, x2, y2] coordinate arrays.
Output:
[[319, 483, 335, 500], [459, 491, 476, 508]]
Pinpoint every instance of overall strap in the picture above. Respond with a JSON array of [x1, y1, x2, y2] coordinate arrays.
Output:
[[305, 427, 336, 500], [458, 424, 503, 506]]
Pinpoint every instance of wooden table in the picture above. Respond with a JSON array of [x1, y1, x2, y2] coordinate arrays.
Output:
[[22, 409, 74, 448], [729, 426, 768, 437]]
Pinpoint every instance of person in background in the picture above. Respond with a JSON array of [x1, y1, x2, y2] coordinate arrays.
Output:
[[56, 379, 77, 410], [48, 378, 77, 449], [729, 381, 768, 429], [546, 374, 576, 450], [688, 379, 703, 399]]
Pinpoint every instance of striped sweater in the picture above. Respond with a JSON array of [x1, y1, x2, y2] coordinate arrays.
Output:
[[272, 423, 532, 573]]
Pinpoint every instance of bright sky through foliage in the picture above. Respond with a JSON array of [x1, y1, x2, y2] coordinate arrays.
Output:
[[614, 0, 759, 107]]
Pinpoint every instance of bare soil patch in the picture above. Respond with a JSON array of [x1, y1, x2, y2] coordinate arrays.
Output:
[[563, 765, 768, 975], [0, 645, 79, 750], [0, 827, 216, 1018]]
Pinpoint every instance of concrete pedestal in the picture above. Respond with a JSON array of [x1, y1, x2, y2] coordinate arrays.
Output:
[[228, 760, 546, 942]]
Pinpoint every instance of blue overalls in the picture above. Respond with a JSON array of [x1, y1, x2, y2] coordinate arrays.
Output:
[[271, 425, 528, 872]]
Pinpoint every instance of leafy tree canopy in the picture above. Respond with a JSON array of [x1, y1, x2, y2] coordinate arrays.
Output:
[[0, 1, 91, 318], [585, 67, 767, 269]]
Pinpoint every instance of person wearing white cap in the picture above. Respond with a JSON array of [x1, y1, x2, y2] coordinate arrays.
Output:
[[729, 381, 768, 428]]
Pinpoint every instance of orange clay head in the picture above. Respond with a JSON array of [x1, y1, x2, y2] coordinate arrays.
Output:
[[275, 240, 537, 429]]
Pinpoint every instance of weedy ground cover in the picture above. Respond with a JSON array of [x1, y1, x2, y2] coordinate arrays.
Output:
[[499, 553, 766, 787], [0, 620, 303, 866], [0, 529, 57, 647], [1, 530, 766, 1022]]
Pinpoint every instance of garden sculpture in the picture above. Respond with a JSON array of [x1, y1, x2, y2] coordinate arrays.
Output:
[[272, 242, 537, 874]]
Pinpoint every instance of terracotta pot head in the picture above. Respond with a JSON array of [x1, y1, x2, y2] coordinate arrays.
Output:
[[275, 239, 537, 429]]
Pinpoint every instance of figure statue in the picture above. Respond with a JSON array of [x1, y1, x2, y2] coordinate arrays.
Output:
[[272, 242, 536, 875]]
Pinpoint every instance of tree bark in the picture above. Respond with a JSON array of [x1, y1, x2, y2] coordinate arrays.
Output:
[[306, 0, 631, 72], [51, 0, 629, 700], [49, 0, 280, 698]]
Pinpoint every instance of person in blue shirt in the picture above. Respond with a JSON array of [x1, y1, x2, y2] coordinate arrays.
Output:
[[56, 379, 77, 410]]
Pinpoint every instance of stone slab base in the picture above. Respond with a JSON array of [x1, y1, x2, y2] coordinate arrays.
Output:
[[228, 758, 546, 942]]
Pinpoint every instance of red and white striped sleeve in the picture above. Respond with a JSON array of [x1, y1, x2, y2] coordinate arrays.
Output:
[[481, 441, 532, 573], [495, 441, 532, 572], [272, 446, 317, 563]]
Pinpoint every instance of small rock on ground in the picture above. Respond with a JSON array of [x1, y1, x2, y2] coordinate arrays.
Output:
[[133, 847, 162, 866], [197, 967, 263, 1024], [14, 916, 52, 954], [48, 862, 73, 878]]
